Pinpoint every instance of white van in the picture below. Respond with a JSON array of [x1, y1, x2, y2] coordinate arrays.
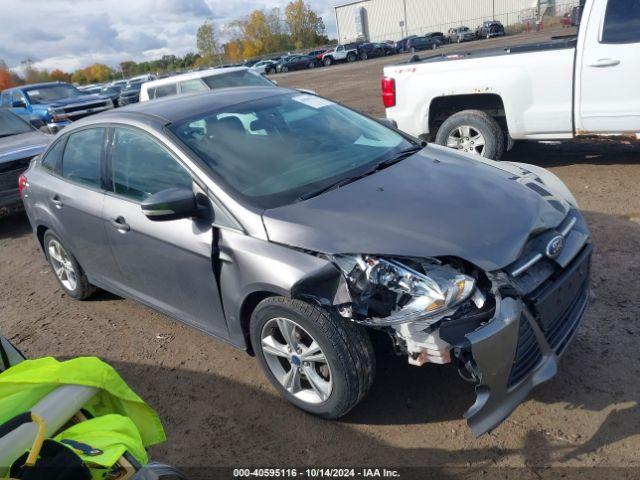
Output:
[[139, 67, 275, 102]]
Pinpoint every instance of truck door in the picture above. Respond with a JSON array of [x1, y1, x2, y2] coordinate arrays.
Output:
[[576, 0, 640, 134]]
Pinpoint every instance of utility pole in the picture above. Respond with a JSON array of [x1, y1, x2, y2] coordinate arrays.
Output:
[[492, 0, 495, 19], [402, 0, 408, 37]]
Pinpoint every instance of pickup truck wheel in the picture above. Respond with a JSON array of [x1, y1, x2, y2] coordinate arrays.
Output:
[[347, 52, 357, 62], [435, 110, 505, 160], [44, 231, 96, 300], [323, 57, 333, 66], [250, 297, 376, 419]]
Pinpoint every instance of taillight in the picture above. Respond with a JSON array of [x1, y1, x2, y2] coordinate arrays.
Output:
[[381, 77, 396, 108], [18, 174, 28, 196]]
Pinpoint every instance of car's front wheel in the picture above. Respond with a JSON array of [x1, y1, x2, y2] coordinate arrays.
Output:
[[323, 57, 333, 66], [43, 231, 96, 300], [251, 297, 375, 419]]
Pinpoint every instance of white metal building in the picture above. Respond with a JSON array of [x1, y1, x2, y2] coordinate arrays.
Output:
[[334, 0, 564, 43]]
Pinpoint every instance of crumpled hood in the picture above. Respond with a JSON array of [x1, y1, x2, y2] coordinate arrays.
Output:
[[262, 144, 570, 271], [0, 131, 51, 164]]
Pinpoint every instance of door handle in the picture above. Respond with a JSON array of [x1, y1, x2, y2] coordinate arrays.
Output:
[[110, 216, 130, 232], [51, 196, 63, 208], [589, 58, 620, 68]]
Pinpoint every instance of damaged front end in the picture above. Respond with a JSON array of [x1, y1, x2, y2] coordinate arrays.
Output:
[[320, 211, 591, 436]]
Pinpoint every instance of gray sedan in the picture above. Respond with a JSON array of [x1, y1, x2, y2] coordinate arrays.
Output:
[[20, 87, 591, 435]]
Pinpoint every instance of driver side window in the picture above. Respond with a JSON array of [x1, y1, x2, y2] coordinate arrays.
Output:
[[111, 128, 193, 202]]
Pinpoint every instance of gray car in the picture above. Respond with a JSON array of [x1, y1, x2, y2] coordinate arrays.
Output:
[[0, 110, 51, 217], [20, 87, 591, 435]]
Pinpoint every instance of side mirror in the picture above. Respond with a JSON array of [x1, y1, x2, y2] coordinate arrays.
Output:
[[12, 99, 27, 109], [141, 188, 199, 221], [377, 117, 398, 129]]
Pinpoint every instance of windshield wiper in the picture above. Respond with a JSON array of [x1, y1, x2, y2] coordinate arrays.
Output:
[[297, 144, 423, 202]]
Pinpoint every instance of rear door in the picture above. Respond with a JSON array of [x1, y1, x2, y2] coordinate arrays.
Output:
[[576, 0, 640, 133], [102, 126, 228, 337], [36, 128, 114, 281]]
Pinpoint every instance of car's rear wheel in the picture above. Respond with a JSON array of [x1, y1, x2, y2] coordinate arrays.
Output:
[[435, 110, 505, 160], [44, 231, 96, 300], [250, 297, 375, 419]]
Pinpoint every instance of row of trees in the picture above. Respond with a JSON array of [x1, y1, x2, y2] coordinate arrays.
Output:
[[197, 0, 328, 63], [0, 0, 329, 89]]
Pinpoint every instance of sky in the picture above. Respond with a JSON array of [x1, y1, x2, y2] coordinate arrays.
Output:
[[0, 0, 337, 72]]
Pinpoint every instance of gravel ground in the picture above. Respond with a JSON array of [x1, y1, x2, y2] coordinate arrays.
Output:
[[1, 28, 639, 479]]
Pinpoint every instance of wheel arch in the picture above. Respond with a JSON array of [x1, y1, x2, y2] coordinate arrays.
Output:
[[429, 93, 508, 140]]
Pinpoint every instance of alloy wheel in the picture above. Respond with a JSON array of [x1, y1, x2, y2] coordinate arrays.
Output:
[[260, 317, 333, 404], [446, 125, 486, 155], [48, 239, 78, 291]]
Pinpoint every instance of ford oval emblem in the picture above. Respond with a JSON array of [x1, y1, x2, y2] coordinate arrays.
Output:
[[546, 235, 565, 259]]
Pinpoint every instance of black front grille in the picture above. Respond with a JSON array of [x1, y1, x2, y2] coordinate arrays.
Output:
[[508, 316, 543, 388], [63, 102, 108, 114], [0, 157, 32, 191]]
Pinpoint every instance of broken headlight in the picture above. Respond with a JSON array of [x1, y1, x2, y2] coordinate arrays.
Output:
[[331, 255, 480, 326]]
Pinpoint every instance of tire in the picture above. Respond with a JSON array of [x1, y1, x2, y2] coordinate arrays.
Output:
[[250, 297, 376, 419], [308, 61, 315, 69], [281, 66, 289, 73], [347, 52, 356, 62], [360, 52, 368, 60], [457, 37, 461, 43], [486, 34, 490, 39], [43, 231, 96, 300], [323, 57, 333, 66], [435, 109, 506, 160]]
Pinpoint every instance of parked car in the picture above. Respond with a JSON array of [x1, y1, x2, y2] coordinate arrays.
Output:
[[100, 85, 123, 107], [78, 85, 103, 95], [424, 31, 449, 45], [383, 0, 638, 160], [21, 86, 591, 436], [0, 82, 113, 133], [276, 55, 320, 73], [140, 67, 275, 101], [475, 20, 505, 39], [117, 83, 143, 106], [307, 49, 328, 61], [405, 36, 440, 53], [0, 110, 51, 217], [447, 26, 476, 43], [251, 60, 278, 75], [358, 42, 396, 60], [561, 11, 573, 27], [321, 43, 361, 65], [395, 35, 418, 53]]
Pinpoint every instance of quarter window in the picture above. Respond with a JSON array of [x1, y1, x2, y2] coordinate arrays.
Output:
[[111, 128, 192, 202], [602, 0, 640, 44], [179, 79, 208, 94], [41, 139, 65, 172], [153, 83, 178, 99], [61, 128, 104, 188]]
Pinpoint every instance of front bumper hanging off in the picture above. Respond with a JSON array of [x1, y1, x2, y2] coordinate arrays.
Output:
[[463, 246, 591, 436]]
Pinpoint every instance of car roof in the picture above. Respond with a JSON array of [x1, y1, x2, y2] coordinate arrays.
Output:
[[69, 86, 292, 127], [5, 82, 69, 92], [141, 67, 250, 90]]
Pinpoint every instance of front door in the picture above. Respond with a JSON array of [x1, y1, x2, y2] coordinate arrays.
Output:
[[577, 0, 640, 133], [102, 126, 228, 337]]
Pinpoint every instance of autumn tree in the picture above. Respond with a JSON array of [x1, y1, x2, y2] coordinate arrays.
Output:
[[50, 69, 71, 82], [284, 0, 326, 50]]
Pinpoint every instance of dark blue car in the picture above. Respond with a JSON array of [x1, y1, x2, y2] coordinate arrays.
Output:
[[0, 82, 113, 133]]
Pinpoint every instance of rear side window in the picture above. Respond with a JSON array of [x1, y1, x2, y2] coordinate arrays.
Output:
[[41, 139, 65, 172], [153, 83, 178, 99], [61, 128, 104, 188], [111, 128, 192, 202], [179, 79, 208, 94], [602, 0, 640, 43]]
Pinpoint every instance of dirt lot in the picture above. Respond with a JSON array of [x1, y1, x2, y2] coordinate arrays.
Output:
[[1, 29, 640, 478]]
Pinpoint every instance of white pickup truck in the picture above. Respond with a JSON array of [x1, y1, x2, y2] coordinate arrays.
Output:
[[383, 0, 639, 159]]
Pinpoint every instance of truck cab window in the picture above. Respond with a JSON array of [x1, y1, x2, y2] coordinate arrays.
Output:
[[602, 0, 640, 44]]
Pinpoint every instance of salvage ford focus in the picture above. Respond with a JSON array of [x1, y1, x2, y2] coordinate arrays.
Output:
[[20, 87, 591, 435]]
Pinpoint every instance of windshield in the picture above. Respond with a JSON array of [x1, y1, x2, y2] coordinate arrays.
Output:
[[171, 93, 416, 208], [202, 70, 274, 90], [24, 84, 82, 104], [0, 110, 34, 137]]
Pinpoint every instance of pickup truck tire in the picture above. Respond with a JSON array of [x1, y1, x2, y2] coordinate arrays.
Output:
[[43, 231, 96, 300], [323, 57, 333, 66], [347, 52, 357, 62], [435, 110, 505, 160], [250, 296, 376, 419]]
